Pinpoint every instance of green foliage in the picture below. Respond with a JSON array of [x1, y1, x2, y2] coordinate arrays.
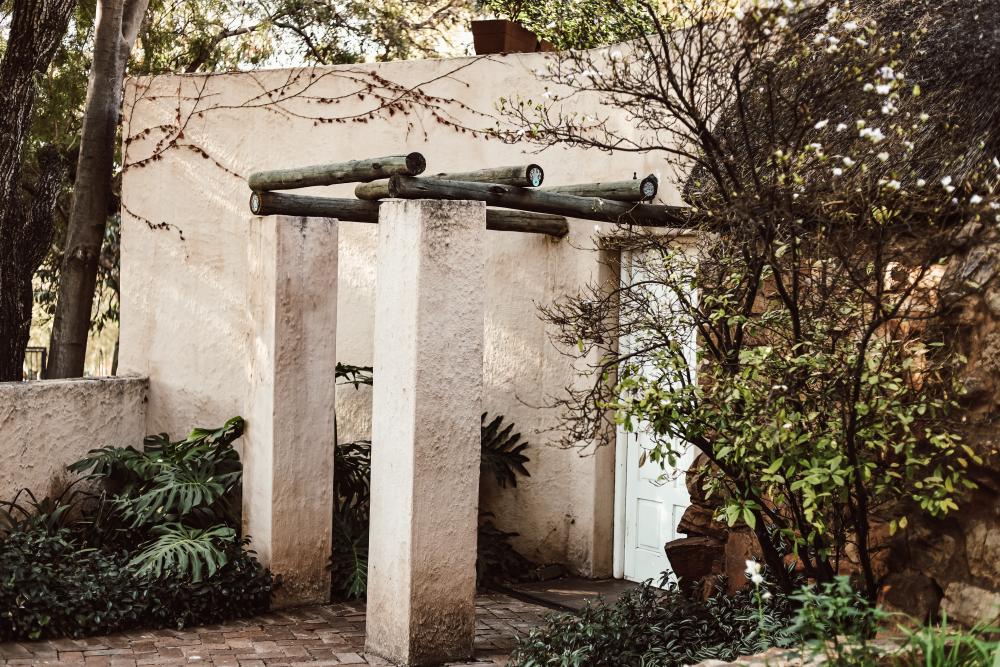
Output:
[[510, 580, 797, 667], [129, 523, 236, 583], [789, 575, 881, 665], [70, 416, 244, 532], [476, 516, 535, 588], [895, 615, 1000, 667], [330, 509, 369, 601], [0, 416, 271, 640], [0, 527, 271, 641], [0, 482, 89, 536], [480, 412, 531, 488], [482, 0, 653, 49]]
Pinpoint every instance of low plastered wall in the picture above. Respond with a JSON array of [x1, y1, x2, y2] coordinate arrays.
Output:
[[0, 376, 149, 502]]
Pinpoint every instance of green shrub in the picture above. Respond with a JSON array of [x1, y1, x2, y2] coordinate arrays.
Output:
[[0, 416, 273, 641], [510, 580, 796, 667], [0, 527, 271, 641]]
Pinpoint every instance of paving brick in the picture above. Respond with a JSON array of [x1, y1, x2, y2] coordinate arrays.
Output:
[[0, 594, 546, 665]]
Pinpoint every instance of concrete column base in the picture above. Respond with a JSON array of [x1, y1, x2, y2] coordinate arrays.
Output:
[[244, 215, 338, 608], [365, 200, 486, 666]]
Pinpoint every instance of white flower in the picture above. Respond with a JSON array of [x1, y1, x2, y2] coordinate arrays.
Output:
[[814, 119, 829, 129], [882, 103, 897, 115], [734, 7, 744, 20], [991, 202, 1000, 210], [745, 560, 762, 578], [863, 82, 875, 92], [762, 591, 773, 600], [751, 573, 764, 585], [542, 90, 552, 99], [776, 16, 788, 28], [886, 180, 901, 190], [843, 20, 858, 31], [875, 83, 892, 95], [877, 151, 889, 162], [970, 194, 983, 204], [878, 65, 895, 79], [919, 112, 930, 122], [807, 142, 823, 152], [916, 178, 926, 187], [941, 175, 953, 187], [814, 32, 827, 44], [782, 422, 793, 430], [855, 37, 868, 47], [993, 157, 1000, 169], [836, 123, 848, 132], [860, 127, 885, 143], [832, 167, 843, 176], [827, 36, 839, 45], [842, 156, 855, 167]]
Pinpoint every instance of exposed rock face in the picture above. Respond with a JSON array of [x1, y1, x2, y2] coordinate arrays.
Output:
[[664, 536, 724, 584]]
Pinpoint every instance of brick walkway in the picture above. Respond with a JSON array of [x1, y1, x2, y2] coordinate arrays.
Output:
[[0, 594, 551, 666]]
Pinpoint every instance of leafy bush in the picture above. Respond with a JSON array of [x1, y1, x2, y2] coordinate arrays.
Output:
[[0, 416, 273, 641], [69, 417, 245, 579], [0, 528, 272, 641], [510, 580, 796, 667]]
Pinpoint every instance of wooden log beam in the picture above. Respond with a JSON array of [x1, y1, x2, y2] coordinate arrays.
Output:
[[248, 153, 426, 191], [355, 164, 544, 200], [542, 174, 658, 202], [429, 164, 544, 188], [387, 176, 687, 227], [249, 191, 568, 237]]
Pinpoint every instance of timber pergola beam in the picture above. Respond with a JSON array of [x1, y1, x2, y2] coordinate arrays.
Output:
[[387, 175, 687, 227], [250, 191, 569, 237], [542, 174, 658, 202], [247, 152, 426, 190], [355, 164, 543, 200]]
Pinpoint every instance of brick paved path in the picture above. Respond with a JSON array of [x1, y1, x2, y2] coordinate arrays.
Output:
[[0, 594, 550, 666]]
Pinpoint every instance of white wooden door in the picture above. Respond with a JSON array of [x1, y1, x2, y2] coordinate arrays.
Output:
[[615, 249, 696, 584]]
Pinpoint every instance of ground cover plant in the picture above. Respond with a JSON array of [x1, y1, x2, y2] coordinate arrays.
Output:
[[512, 567, 1000, 667], [0, 417, 272, 641], [510, 575, 797, 667]]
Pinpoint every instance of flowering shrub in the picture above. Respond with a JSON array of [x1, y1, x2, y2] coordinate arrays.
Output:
[[505, 0, 999, 601]]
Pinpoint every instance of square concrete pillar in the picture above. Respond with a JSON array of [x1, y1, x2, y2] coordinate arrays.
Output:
[[365, 200, 486, 666], [244, 215, 338, 608]]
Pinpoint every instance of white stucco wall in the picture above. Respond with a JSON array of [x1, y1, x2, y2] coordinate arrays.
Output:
[[0, 377, 149, 502], [119, 50, 681, 575]]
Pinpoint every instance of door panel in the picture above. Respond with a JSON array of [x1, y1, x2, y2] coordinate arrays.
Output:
[[617, 249, 697, 584]]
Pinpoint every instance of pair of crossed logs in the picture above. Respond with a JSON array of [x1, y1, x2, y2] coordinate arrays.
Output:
[[247, 153, 686, 236]]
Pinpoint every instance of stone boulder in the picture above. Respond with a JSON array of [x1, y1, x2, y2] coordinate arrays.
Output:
[[665, 535, 725, 584]]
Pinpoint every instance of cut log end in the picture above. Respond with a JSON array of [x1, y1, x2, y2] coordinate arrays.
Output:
[[527, 164, 543, 188], [405, 152, 427, 176]]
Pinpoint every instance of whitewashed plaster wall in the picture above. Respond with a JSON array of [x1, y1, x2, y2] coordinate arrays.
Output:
[[0, 377, 149, 502], [119, 49, 682, 575]]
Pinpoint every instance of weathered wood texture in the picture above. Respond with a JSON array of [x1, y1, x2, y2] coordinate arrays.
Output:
[[355, 164, 544, 200], [429, 164, 544, 187], [249, 192, 568, 237], [387, 176, 686, 227], [248, 153, 426, 191], [543, 175, 658, 202]]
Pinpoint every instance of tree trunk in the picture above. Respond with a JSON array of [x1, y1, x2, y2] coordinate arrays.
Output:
[[0, 0, 76, 382], [46, 0, 148, 378]]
